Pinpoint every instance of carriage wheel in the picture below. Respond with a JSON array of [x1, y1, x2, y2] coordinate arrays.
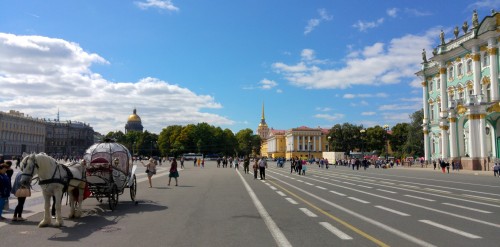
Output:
[[129, 175, 137, 202], [108, 184, 119, 211]]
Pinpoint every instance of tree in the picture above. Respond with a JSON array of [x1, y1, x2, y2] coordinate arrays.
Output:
[[235, 128, 255, 156], [403, 109, 424, 157], [390, 123, 410, 155], [329, 123, 363, 154]]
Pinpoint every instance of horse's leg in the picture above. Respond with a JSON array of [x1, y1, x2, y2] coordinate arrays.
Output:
[[75, 184, 84, 218], [54, 189, 64, 227], [68, 187, 75, 219], [38, 191, 52, 227]]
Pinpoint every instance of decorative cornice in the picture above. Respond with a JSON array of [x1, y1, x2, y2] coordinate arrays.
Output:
[[439, 68, 447, 74], [449, 117, 457, 123], [468, 114, 486, 120], [473, 54, 481, 61], [439, 125, 449, 130], [488, 47, 497, 55], [421, 81, 427, 87]]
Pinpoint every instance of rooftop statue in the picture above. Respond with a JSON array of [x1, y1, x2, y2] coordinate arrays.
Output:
[[453, 26, 459, 39], [462, 21, 469, 33], [422, 49, 427, 63], [472, 9, 479, 28], [440, 29, 445, 45]]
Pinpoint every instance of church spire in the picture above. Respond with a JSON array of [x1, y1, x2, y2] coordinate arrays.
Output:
[[261, 102, 265, 120]]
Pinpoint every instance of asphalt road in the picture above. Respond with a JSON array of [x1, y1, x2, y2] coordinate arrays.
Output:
[[1, 160, 499, 247]]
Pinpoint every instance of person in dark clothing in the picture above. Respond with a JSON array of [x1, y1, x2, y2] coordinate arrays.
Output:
[[11, 172, 29, 221], [0, 164, 12, 220]]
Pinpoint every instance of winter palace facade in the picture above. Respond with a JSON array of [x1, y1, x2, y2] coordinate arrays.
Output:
[[416, 11, 500, 170]]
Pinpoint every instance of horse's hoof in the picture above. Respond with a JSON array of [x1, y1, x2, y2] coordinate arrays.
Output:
[[38, 221, 49, 228], [54, 221, 64, 228]]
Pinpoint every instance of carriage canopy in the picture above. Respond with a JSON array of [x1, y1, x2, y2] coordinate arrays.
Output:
[[83, 139, 132, 174]]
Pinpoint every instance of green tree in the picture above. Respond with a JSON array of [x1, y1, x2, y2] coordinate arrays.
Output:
[[235, 128, 255, 156], [329, 123, 363, 155], [403, 109, 424, 157], [390, 123, 410, 155]]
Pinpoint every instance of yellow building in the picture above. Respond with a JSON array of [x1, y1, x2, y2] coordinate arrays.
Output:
[[257, 105, 330, 160]]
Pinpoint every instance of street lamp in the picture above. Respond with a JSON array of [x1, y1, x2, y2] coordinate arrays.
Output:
[[360, 129, 366, 157], [383, 125, 389, 161], [308, 140, 311, 161], [327, 136, 331, 152]]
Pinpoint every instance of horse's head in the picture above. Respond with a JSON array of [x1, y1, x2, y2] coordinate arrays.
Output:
[[20, 153, 38, 186]]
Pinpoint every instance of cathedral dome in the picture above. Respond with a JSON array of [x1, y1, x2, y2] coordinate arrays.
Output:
[[128, 113, 141, 122], [125, 108, 144, 133]]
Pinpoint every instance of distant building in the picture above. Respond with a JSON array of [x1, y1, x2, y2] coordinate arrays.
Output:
[[0, 110, 46, 158], [416, 11, 500, 170], [0, 110, 94, 158], [45, 119, 94, 158], [258, 105, 330, 160], [125, 108, 144, 134]]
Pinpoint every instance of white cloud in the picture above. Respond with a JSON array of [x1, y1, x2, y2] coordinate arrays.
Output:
[[259, 78, 278, 89], [387, 8, 398, 18], [343, 93, 388, 99], [304, 8, 333, 35], [135, 0, 179, 11], [378, 103, 421, 111], [314, 113, 344, 121], [316, 107, 332, 112], [0, 33, 233, 133], [301, 49, 315, 61], [468, 0, 500, 10], [272, 28, 438, 89], [404, 8, 432, 17], [276, 89, 283, 93], [353, 18, 384, 32], [361, 112, 376, 116]]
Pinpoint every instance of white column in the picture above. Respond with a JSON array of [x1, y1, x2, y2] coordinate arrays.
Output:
[[422, 80, 431, 161], [319, 135, 322, 152], [472, 46, 482, 95], [479, 114, 488, 158], [439, 62, 448, 119], [424, 128, 431, 161], [449, 114, 458, 159], [302, 136, 305, 151], [440, 124, 450, 159], [488, 38, 499, 101], [313, 136, 317, 151], [468, 111, 481, 158]]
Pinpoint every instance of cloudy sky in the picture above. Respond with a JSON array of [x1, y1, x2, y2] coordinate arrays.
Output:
[[0, 0, 497, 134]]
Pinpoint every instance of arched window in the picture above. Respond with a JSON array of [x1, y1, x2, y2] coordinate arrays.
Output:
[[448, 67, 454, 79], [430, 104, 435, 121], [429, 80, 433, 91], [457, 63, 463, 76], [482, 52, 490, 67], [436, 78, 440, 90], [466, 60, 472, 74]]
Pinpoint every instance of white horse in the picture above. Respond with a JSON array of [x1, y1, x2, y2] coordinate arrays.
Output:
[[20, 153, 86, 227]]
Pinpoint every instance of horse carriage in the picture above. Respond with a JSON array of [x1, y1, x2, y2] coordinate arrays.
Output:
[[83, 139, 137, 211], [19, 139, 137, 227]]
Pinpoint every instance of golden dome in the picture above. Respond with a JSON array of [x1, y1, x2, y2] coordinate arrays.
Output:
[[127, 108, 142, 122]]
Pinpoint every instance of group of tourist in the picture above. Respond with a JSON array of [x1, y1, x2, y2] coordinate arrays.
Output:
[[0, 157, 29, 222], [141, 157, 179, 188]]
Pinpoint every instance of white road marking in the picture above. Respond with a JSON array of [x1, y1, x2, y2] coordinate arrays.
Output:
[[404, 195, 435, 202], [304, 182, 314, 186], [357, 185, 373, 189], [319, 222, 353, 240], [330, 191, 346, 196], [285, 197, 299, 205], [377, 189, 397, 194], [424, 188, 451, 193], [379, 181, 395, 185], [236, 170, 292, 247], [462, 194, 500, 202], [316, 186, 327, 190], [299, 208, 318, 217], [419, 220, 482, 239], [348, 197, 370, 204], [399, 184, 419, 189], [269, 186, 277, 190], [276, 191, 287, 197], [375, 205, 410, 216], [297, 180, 304, 182], [343, 182, 355, 185], [442, 203, 492, 213]]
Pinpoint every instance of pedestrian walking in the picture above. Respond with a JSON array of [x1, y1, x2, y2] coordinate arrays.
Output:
[[193, 157, 197, 167], [290, 158, 296, 173], [0, 163, 11, 221], [243, 156, 250, 174], [494, 163, 499, 177], [15, 156, 21, 169], [11, 172, 29, 221], [253, 158, 259, 179], [259, 157, 267, 180], [180, 156, 185, 169], [141, 158, 157, 188], [234, 157, 239, 170], [301, 163, 307, 175], [168, 158, 179, 186]]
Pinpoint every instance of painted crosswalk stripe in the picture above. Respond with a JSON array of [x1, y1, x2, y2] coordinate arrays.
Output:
[[404, 195, 435, 202], [377, 189, 397, 194], [299, 208, 318, 217], [319, 222, 353, 240], [285, 197, 299, 205], [330, 190, 346, 196], [348, 197, 370, 204], [375, 205, 410, 216], [442, 203, 492, 213], [276, 191, 286, 197], [419, 220, 482, 239], [357, 185, 373, 189], [316, 186, 327, 190]]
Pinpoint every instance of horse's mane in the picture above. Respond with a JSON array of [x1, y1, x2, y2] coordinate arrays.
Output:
[[35, 153, 56, 165]]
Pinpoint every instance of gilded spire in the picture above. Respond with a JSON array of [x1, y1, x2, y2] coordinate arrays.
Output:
[[261, 102, 265, 120], [259, 102, 267, 127]]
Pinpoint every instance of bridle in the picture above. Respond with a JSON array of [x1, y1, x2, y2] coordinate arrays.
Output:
[[21, 156, 39, 179]]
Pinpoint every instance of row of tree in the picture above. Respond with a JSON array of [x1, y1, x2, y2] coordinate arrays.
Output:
[[105, 109, 424, 159]]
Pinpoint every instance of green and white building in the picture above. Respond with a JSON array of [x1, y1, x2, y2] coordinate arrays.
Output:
[[416, 11, 500, 170]]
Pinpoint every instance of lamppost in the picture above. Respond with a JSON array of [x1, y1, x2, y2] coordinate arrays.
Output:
[[308, 140, 311, 161], [327, 136, 331, 152], [360, 129, 366, 157], [383, 125, 389, 161]]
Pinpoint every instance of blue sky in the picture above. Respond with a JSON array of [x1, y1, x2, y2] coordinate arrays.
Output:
[[0, 0, 498, 134]]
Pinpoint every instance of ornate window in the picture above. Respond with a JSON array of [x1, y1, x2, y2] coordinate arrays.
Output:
[[448, 67, 454, 80], [466, 60, 472, 74], [429, 80, 433, 91], [457, 63, 463, 76], [436, 78, 440, 90], [482, 52, 490, 67], [430, 104, 435, 121]]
